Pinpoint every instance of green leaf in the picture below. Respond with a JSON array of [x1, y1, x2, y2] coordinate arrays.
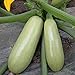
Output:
[[0, 63, 8, 75]]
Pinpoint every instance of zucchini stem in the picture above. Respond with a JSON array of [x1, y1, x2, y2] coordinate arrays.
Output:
[[0, 9, 37, 23], [34, 0, 75, 26], [0, 7, 14, 16], [41, 36, 48, 75], [56, 20, 75, 38]]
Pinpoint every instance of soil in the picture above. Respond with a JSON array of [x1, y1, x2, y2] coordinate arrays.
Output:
[[67, 0, 75, 7], [11, 0, 28, 14]]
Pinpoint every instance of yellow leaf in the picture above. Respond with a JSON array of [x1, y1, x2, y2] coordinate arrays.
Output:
[[4, 0, 14, 11]]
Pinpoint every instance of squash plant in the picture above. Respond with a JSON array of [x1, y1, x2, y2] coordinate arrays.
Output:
[[0, 0, 75, 75]]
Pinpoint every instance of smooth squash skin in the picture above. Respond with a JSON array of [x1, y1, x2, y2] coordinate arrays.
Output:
[[44, 18, 64, 71], [8, 16, 43, 73]]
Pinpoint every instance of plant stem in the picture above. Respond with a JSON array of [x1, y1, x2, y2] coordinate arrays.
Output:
[[56, 19, 75, 38], [0, 9, 37, 23], [0, 7, 14, 16], [51, 0, 75, 38], [0, 7, 31, 23], [41, 36, 48, 75], [0, 63, 8, 75], [34, 0, 75, 26], [41, 0, 48, 75]]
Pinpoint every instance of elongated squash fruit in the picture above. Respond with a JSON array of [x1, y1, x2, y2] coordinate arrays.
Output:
[[44, 16, 64, 71], [8, 16, 43, 73]]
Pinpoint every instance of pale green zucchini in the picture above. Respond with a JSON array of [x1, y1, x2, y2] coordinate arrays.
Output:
[[44, 17, 64, 71], [8, 16, 43, 73]]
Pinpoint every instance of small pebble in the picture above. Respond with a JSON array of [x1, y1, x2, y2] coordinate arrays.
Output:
[[8, 72, 14, 75]]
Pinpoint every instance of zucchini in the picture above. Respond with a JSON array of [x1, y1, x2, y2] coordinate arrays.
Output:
[[8, 16, 43, 73], [44, 17, 64, 71]]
